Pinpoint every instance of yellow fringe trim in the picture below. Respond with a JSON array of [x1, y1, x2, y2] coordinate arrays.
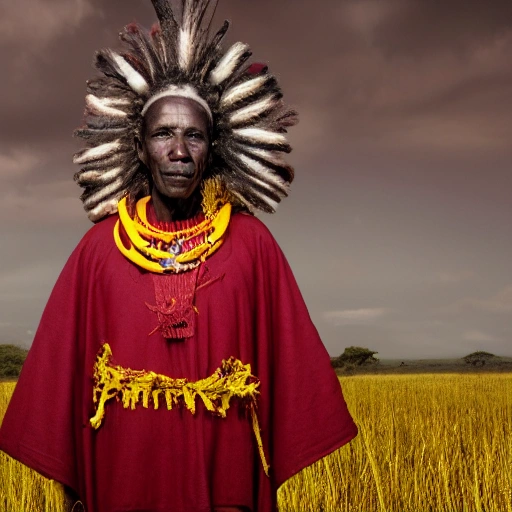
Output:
[[90, 343, 269, 476], [200, 176, 233, 219]]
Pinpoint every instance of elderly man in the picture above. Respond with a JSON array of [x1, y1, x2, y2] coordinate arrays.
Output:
[[0, 1, 357, 511]]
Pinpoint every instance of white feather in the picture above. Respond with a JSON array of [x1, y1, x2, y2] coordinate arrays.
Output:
[[84, 177, 124, 208], [229, 190, 253, 212], [237, 154, 289, 194], [209, 42, 250, 85], [241, 147, 287, 167], [230, 187, 279, 213], [245, 186, 279, 212], [87, 197, 120, 221], [220, 75, 268, 107], [77, 167, 123, 184], [98, 97, 131, 107], [178, 28, 193, 71], [86, 95, 128, 118], [73, 141, 121, 165], [111, 52, 149, 94], [229, 95, 277, 125], [233, 128, 287, 146], [260, 196, 279, 212]]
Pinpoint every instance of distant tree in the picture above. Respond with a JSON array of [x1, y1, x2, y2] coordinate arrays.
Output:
[[331, 346, 379, 368], [0, 345, 28, 377], [463, 351, 496, 367]]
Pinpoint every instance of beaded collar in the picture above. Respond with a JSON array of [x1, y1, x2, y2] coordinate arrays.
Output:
[[114, 178, 231, 274]]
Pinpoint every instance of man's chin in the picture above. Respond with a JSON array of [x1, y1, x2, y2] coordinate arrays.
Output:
[[158, 186, 199, 201]]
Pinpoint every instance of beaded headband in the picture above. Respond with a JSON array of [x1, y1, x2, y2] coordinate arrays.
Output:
[[140, 84, 213, 120]]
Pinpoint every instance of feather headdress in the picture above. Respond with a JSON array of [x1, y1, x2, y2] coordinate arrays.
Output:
[[73, 0, 298, 222]]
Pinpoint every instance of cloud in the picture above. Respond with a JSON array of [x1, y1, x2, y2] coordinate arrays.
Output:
[[434, 270, 475, 285], [357, 0, 512, 58], [336, 32, 512, 153], [446, 285, 512, 314], [339, 1, 402, 42], [387, 115, 508, 152], [0, 260, 60, 301], [0, 0, 98, 48], [0, 149, 39, 179], [463, 330, 500, 343], [323, 308, 390, 326], [0, 179, 85, 226]]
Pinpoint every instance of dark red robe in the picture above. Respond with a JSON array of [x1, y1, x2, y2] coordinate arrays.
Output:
[[0, 209, 357, 512]]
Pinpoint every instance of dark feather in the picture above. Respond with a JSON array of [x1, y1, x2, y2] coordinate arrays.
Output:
[[85, 113, 129, 130], [150, 0, 178, 63], [74, 127, 130, 145], [95, 50, 127, 84], [86, 79, 134, 103], [120, 24, 165, 82], [236, 144, 294, 183], [74, 152, 133, 172]]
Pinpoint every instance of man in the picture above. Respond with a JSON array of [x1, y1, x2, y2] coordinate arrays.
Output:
[[0, 1, 357, 511]]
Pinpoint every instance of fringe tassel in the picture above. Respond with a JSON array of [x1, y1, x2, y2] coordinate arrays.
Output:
[[90, 343, 270, 475], [250, 404, 270, 477]]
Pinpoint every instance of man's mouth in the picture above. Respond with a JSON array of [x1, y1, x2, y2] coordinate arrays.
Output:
[[162, 163, 195, 177], [162, 170, 194, 179]]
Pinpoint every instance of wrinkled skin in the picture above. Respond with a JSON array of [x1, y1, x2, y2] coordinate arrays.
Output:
[[137, 96, 211, 222]]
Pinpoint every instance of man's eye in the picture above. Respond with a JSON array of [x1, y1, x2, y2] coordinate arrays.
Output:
[[188, 132, 204, 140], [153, 131, 169, 138]]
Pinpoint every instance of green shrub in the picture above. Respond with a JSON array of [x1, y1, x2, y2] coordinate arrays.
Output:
[[332, 346, 379, 368], [463, 351, 496, 367], [0, 345, 28, 378]]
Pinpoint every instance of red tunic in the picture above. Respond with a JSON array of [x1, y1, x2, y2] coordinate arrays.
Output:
[[0, 210, 357, 512]]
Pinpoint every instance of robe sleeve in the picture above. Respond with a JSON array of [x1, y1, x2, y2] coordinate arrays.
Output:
[[256, 223, 358, 490], [0, 227, 100, 493]]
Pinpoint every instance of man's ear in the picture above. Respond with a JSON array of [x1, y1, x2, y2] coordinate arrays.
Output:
[[135, 135, 145, 165]]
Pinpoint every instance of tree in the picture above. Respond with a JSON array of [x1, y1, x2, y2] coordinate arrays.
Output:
[[331, 346, 379, 368], [462, 351, 496, 367], [0, 345, 28, 377]]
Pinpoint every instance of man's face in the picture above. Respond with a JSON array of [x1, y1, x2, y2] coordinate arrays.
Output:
[[138, 96, 210, 200]]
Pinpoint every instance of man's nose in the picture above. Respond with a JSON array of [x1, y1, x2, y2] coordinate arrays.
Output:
[[169, 135, 189, 159]]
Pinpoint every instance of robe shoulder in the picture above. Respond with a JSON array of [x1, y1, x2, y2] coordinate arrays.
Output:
[[0, 214, 119, 491], [228, 212, 281, 254], [226, 212, 297, 275], [226, 214, 359, 489], [71, 214, 119, 268]]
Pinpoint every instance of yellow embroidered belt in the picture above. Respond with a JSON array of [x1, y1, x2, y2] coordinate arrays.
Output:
[[90, 344, 269, 476]]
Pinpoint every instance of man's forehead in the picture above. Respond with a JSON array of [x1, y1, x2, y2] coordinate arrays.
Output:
[[144, 96, 210, 129]]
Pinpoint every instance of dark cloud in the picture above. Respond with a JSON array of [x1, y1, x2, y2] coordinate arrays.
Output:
[[1, 0, 512, 357], [358, 0, 512, 57]]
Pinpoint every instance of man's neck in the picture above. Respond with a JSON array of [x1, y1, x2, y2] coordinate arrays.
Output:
[[150, 189, 202, 223]]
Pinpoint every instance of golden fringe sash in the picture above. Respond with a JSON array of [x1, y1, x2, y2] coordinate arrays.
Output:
[[90, 343, 269, 476]]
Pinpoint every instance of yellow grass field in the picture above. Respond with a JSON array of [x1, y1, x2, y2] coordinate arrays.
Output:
[[0, 373, 510, 512]]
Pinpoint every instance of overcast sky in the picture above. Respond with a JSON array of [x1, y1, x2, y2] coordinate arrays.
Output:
[[1, 0, 511, 359]]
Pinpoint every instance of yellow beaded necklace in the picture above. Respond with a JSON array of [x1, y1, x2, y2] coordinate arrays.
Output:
[[114, 178, 232, 274]]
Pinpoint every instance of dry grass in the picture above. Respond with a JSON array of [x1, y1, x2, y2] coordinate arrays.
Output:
[[278, 373, 512, 512], [1, 373, 511, 512], [0, 382, 67, 512]]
